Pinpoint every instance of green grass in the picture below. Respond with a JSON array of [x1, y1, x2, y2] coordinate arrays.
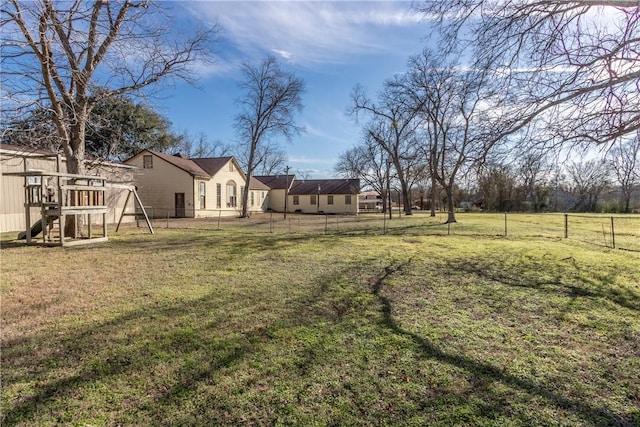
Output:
[[1, 215, 639, 426]]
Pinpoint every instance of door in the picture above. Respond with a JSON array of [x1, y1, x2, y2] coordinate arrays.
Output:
[[175, 193, 185, 217]]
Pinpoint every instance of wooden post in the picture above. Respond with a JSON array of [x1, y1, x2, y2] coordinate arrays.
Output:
[[504, 212, 508, 238], [564, 214, 568, 239], [611, 216, 616, 249], [131, 187, 154, 234], [115, 190, 133, 232]]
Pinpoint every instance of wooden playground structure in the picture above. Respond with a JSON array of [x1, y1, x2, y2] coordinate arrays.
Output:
[[3, 153, 152, 246]]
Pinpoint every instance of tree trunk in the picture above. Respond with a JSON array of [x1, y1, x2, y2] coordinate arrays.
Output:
[[430, 176, 437, 217], [241, 172, 251, 218], [623, 192, 631, 213], [241, 141, 258, 218], [403, 185, 412, 215], [64, 114, 88, 238], [445, 182, 457, 223], [396, 173, 412, 216]]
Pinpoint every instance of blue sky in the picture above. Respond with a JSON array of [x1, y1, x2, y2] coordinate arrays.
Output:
[[157, 1, 432, 178]]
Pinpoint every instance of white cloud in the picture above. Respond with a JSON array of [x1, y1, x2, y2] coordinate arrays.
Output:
[[184, 1, 425, 66], [272, 49, 293, 60]]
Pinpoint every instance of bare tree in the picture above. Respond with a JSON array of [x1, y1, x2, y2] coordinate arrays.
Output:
[[416, 1, 640, 147], [516, 151, 553, 212], [609, 133, 640, 213], [235, 139, 288, 176], [405, 49, 496, 223], [477, 163, 519, 212], [350, 78, 423, 216], [174, 131, 233, 159], [2, 0, 218, 175], [566, 159, 611, 212], [335, 133, 395, 214], [234, 55, 305, 218], [2, 0, 218, 233]]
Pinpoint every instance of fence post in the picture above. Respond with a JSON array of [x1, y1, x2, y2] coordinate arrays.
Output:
[[325, 214, 328, 235], [564, 214, 568, 238], [269, 211, 273, 233], [166, 209, 169, 228], [383, 209, 387, 234], [217, 209, 222, 230], [447, 221, 451, 235], [504, 212, 508, 238], [611, 216, 616, 249]]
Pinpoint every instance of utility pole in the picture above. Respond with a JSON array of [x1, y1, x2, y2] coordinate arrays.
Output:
[[284, 165, 290, 219]]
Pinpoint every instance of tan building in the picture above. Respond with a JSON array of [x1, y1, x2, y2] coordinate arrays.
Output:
[[287, 179, 360, 215], [123, 150, 361, 218], [124, 150, 253, 218], [1, 144, 135, 233], [253, 176, 360, 215], [253, 175, 295, 213]]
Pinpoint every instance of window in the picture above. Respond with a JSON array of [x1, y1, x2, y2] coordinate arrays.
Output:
[[229, 162, 234, 172], [143, 155, 153, 169], [327, 195, 334, 205], [226, 181, 237, 207], [293, 195, 299, 205], [199, 182, 206, 209], [345, 195, 352, 205], [310, 195, 316, 205], [216, 183, 221, 208], [250, 191, 255, 206]]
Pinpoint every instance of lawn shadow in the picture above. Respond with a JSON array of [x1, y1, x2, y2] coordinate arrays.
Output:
[[445, 256, 640, 313], [1, 256, 357, 426], [370, 258, 636, 426]]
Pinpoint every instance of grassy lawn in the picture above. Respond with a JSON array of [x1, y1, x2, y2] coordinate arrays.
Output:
[[2, 214, 639, 426]]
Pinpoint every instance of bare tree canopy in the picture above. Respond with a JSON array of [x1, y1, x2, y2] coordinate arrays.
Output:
[[609, 132, 640, 212], [173, 131, 233, 159], [404, 49, 495, 222], [566, 158, 611, 212], [234, 55, 305, 217], [335, 134, 395, 213], [1, 0, 219, 175], [416, 1, 640, 146], [349, 77, 424, 216]]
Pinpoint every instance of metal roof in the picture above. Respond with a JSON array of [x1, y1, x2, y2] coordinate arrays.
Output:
[[145, 150, 210, 178], [253, 175, 295, 190], [192, 157, 234, 176], [289, 179, 360, 195]]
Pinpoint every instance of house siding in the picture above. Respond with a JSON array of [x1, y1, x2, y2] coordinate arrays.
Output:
[[248, 189, 269, 213], [269, 189, 287, 212], [127, 152, 195, 218], [194, 160, 246, 218]]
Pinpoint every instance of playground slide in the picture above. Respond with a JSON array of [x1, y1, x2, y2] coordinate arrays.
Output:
[[17, 216, 57, 239]]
